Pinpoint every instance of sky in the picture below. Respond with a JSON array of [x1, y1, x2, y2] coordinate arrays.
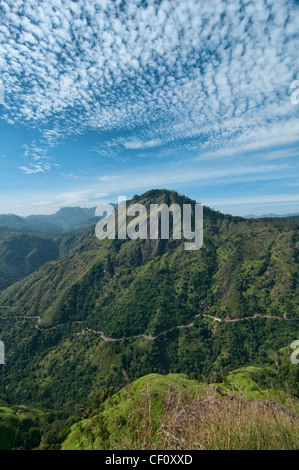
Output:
[[0, 0, 299, 217]]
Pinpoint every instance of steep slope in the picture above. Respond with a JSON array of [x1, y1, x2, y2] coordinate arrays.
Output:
[[0, 227, 93, 291], [0, 230, 60, 291]]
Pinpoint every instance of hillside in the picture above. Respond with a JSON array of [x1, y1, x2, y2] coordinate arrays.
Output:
[[0, 190, 298, 411], [0, 227, 93, 292], [1, 359, 297, 450], [0, 214, 33, 232], [0, 230, 60, 291], [0, 205, 106, 291], [61, 367, 298, 450]]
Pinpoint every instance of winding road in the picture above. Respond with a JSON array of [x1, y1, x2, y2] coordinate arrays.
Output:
[[0, 308, 297, 343]]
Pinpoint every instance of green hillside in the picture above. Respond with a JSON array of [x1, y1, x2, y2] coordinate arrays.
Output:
[[1, 363, 297, 450], [61, 369, 298, 450], [1, 190, 298, 330], [0, 227, 93, 291], [0, 190, 298, 413], [0, 230, 60, 291]]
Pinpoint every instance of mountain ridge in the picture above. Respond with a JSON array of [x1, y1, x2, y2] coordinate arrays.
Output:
[[244, 212, 299, 219], [0, 205, 109, 234]]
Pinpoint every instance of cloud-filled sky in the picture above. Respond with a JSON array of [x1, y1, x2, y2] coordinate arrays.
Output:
[[0, 0, 298, 216]]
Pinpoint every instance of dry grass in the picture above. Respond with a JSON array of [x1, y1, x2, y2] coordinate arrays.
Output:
[[107, 377, 299, 450]]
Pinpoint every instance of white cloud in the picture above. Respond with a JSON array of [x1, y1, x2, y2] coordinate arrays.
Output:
[[19, 165, 45, 174], [97, 175, 120, 182], [0, 0, 298, 172], [123, 139, 162, 150]]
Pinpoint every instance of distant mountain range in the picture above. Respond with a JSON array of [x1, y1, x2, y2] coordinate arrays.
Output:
[[244, 212, 299, 219], [0, 206, 107, 233], [0, 206, 298, 234]]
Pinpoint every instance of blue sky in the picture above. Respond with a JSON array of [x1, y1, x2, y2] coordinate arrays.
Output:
[[0, 0, 299, 216]]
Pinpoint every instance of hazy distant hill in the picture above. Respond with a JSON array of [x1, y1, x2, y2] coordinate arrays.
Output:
[[244, 212, 299, 219], [24, 206, 98, 232], [0, 206, 106, 233], [0, 214, 33, 232]]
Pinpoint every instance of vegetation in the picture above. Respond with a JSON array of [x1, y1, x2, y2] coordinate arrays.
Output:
[[0, 225, 94, 291], [61, 370, 298, 450], [0, 190, 297, 450], [0, 230, 59, 290], [0, 404, 48, 450]]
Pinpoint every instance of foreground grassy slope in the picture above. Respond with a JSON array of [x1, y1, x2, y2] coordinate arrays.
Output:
[[61, 369, 299, 450], [2, 362, 297, 450]]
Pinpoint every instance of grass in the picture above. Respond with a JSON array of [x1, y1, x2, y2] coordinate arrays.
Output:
[[62, 372, 299, 450]]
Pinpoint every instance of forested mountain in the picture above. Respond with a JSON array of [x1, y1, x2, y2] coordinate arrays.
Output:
[[0, 230, 59, 291], [0, 214, 32, 232], [0, 190, 297, 419]]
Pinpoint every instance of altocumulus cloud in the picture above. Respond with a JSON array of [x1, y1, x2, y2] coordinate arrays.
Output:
[[0, 0, 298, 172]]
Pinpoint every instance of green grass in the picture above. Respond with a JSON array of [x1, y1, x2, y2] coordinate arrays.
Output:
[[61, 370, 299, 450]]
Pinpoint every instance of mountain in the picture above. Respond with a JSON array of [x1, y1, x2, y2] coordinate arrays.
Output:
[[0, 189, 298, 415], [0, 214, 32, 232], [1, 358, 297, 450], [244, 212, 299, 219], [24, 206, 98, 232], [0, 204, 110, 291], [0, 230, 60, 291], [0, 205, 108, 233]]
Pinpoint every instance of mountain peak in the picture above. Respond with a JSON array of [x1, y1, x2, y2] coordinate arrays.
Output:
[[130, 189, 196, 206]]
